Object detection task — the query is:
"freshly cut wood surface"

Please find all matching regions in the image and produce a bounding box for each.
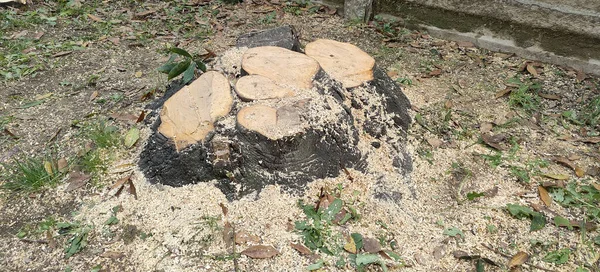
[241,46,320,90]
[237,104,302,139]
[305,39,375,88]
[235,75,296,101]
[158,71,233,151]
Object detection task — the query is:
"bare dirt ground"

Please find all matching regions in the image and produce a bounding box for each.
[1,1,599,272]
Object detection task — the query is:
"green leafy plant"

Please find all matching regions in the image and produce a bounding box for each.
[506,204,546,231]
[158,47,207,85]
[543,248,571,265]
[85,121,120,148]
[507,77,541,113]
[57,221,91,258]
[549,182,600,223]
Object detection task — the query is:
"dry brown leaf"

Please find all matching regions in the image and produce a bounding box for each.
[539,93,560,100]
[110,113,138,122]
[508,251,529,268]
[480,122,493,133]
[526,64,538,77]
[110,174,132,190]
[426,137,443,148]
[46,230,56,249]
[444,100,453,109]
[542,173,569,180]
[542,180,566,188]
[332,208,347,225]
[223,221,234,247]
[89,91,99,102]
[235,230,260,245]
[65,172,90,192]
[136,111,146,123]
[57,158,68,173]
[481,133,505,150]
[538,186,552,207]
[290,242,312,255]
[219,203,228,216]
[387,70,398,78]
[363,237,382,253]
[575,167,585,177]
[428,69,442,77]
[33,31,45,40]
[87,14,104,22]
[593,183,600,191]
[241,245,279,259]
[579,137,600,144]
[52,51,72,58]
[495,87,512,99]
[100,251,125,259]
[127,179,137,199]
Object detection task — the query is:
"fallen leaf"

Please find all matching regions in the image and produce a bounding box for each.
[65,172,90,192]
[57,158,68,172]
[575,167,585,177]
[456,41,474,48]
[135,71,143,78]
[87,14,104,22]
[52,51,72,58]
[579,137,600,144]
[554,156,584,177]
[495,87,512,98]
[223,222,234,247]
[124,127,140,148]
[526,64,538,77]
[219,203,228,216]
[433,245,445,260]
[127,179,137,199]
[290,242,312,255]
[593,183,600,191]
[538,186,552,207]
[100,251,125,259]
[481,133,505,150]
[241,245,279,259]
[107,37,120,45]
[508,251,529,268]
[426,137,443,148]
[444,100,453,109]
[46,230,56,249]
[480,122,493,133]
[428,69,442,77]
[542,180,566,188]
[235,231,261,244]
[43,161,53,175]
[89,91,99,102]
[109,113,138,122]
[542,173,569,180]
[539,93,560,100]
[387,70,398,78]
[363,237,381,253]
[110,174,132,190]
[344,236,357,254]
[568,154,581,161]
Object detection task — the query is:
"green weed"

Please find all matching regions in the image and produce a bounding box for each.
[84,121,121,148]
[158,47,207,85]
[507,77,541,113]
[1,156,65,193]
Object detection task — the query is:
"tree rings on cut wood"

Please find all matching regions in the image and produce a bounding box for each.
[241,46,320,90]
[305,39,375,88]
[235,75,296,101]
[157,71,233,151]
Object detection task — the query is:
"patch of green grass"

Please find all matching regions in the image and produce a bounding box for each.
[84,121,121,148]
[260,11,277,24]
[564,96,600,129]
[1,156,66,193]
[78,149,106,175]
[507,77,541,113]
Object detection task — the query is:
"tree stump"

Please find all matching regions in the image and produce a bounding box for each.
[140,29,411,200]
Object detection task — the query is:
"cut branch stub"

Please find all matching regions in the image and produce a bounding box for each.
[235,75,296,101]
[241,46,320,90]
[305,39,375,88]
[158,71,233,151]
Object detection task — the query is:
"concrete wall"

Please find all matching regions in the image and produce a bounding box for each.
[372,0,600,74]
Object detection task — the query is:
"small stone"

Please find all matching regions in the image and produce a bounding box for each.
[371,141,381,148]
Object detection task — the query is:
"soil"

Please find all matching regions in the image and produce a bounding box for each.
[1,1,599,272]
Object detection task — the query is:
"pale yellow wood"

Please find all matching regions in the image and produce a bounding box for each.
[158,71,233,151]
[237,105,278,139]
[305,39,375,88]
[235,75,296,101]
[241,46,320,90]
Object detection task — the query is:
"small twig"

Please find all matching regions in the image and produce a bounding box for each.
[339,163,354,182]
[481,243,556,272]
[19,239,48,244]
